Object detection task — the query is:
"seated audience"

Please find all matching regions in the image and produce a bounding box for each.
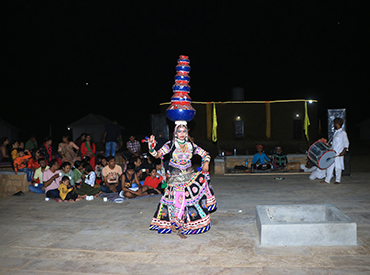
[60,161,76,186]
[124,135,141,159]
[101,156,122,193]
[73,160,85,186]
[252,145,272,170]
[130,155,145,182]
[29,158,49,194]
[43,159,62,199]
[95,156,107,185]
[19,141,25,149]
[27,148,41,171]
[271,146,288,170]
[299,159,326,180]
[0,137,11,164]
[120,162,149,199]
[75,133,86,149]
[58,176,81,202]
[10,141,20,160]
[80,134,96,169]
[143,167,164,195]
[58,135,80,165]
[75,163,101,197]
[156,162,169,189]
[141,154,156,178]
[14,149,33,182]
[25,135,38,152]
[39,137,56,165]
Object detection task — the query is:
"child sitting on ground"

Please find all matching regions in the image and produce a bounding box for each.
[73,160,84,186]
[60,162,76,186]
[143,167,164,195]
[95,156,107,185]
[75,163,101,198]
[120,162,149,199]
[58,176,81,202]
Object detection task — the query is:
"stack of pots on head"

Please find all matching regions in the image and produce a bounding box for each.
[166,55,196,122]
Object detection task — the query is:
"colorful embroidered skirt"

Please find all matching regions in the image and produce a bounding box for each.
[149,170,217,235]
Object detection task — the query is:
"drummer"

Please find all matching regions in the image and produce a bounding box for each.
[321,118,349,185]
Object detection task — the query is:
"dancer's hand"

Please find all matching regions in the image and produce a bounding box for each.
[148,135,156,150]
[202,162,209,172]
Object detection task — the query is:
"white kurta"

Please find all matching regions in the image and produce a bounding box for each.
[324,128,349,183]
[331,128,349,170]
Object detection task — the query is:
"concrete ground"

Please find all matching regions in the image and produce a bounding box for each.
[1,173,370,275]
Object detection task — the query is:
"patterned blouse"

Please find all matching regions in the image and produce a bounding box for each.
[158,141,210,171]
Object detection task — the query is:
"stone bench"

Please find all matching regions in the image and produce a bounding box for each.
[214,154,308,175]
[0,170,28,197]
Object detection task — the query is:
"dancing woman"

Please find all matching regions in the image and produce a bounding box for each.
[148,121,217,239]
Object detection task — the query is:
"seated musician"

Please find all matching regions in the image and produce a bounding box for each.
[252,145,272,171]
[271,146,288,170]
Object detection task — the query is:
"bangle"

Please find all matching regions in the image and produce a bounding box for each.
[149,149,158,157]
[203,155,211,162]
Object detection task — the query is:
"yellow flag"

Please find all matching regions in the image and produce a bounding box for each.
[265,101,271,139]
[304,101,310,141]
[212,103,217,142]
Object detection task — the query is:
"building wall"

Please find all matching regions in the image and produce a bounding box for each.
[160,101,318,155]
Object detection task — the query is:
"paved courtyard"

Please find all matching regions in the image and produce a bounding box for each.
[1,173,370,274]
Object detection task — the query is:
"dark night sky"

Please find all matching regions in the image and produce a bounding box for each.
[2,1,369,141]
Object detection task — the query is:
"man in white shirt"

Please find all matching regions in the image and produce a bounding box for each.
[322,118,349,184]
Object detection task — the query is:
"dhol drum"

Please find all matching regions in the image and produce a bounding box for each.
[307,139,336,169]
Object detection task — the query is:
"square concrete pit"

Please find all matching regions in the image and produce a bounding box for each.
[256,204,357,246]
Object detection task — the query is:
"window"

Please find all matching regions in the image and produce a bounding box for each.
[235,121,244,139]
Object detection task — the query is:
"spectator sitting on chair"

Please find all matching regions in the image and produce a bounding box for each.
[271,146,288,170]
[252,145,272,170]
[39,137,56,165]
[80,134,96,169]
[101,156,122,193]
[29,158,49,194]
[10,140,20,160]
[58,135,80,166]
[25,135,38,152]
[0,137,11,164]
[27,148,41,171]
[14,149,34,182]
[125,135,141,158]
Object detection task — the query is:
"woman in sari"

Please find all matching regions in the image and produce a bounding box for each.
[148,121,217,239]
[58,135,80,165]
[80,134,96,169]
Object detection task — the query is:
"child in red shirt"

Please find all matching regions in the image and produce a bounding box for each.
[143,167,164,195]
[14,149,34,182]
